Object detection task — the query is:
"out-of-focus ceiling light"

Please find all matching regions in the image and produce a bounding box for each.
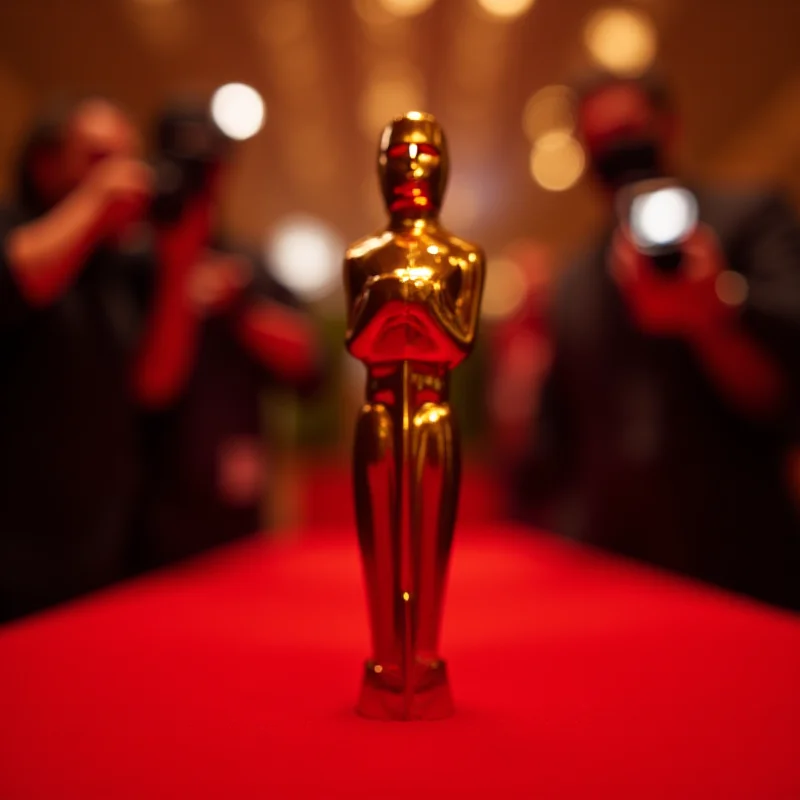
[359,64,425,138]
[379,0,437,17]
[266,215,344,301]
[476,0,535,20]
[481,257,528,321]
[715,271,749,307]
[529,130,585,192]
[353,0,395,26]
[584,8,657,76]
[210,83,265,141]
[522,85,576,142]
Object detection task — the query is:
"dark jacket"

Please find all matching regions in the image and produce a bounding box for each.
[512,187,800,609]
[0,205,153,622]
[132,243,323,572]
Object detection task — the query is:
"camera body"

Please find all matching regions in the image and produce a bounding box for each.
[616,178,699,274]
[150,110,230,225]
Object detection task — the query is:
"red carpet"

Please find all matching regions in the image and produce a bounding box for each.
[1,526,798,798]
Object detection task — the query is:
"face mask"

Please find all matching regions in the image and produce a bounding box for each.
[592,138,662,192]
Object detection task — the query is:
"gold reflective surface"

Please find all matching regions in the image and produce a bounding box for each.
[344,112,485,720]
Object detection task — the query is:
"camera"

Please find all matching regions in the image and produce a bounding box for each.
[150,107,231,225]
[617,178,699,274]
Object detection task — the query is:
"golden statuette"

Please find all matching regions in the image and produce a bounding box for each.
[344,112,485,720]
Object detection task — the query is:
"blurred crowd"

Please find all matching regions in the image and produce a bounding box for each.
[0,95,325,622]
[1,67,798,624]
[499,70,800,610]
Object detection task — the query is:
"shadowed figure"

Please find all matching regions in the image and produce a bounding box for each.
[511,70,800,610]
[344,112,484,719]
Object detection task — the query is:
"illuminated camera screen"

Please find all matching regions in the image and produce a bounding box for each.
[629,187,698,250]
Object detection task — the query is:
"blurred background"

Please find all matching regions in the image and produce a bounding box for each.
[0,0,798,530]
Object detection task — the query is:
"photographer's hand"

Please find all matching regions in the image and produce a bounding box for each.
[6,156,152,306]
[610,224,786,418]
[233,297,322,386]
[610,224,737,336]
[188,251,251,317]
[133,192,212,407]
[86,156,153,236]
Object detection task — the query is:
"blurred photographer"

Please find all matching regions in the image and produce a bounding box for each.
[0,96,205,622]
[511,70,800,609]
[131,102,324,572]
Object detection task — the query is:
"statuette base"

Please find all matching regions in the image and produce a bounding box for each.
[356,659,454,721]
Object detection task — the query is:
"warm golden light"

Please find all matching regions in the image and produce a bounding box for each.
[481,258,528,321]
[529,131,585,192]
[584,8,657,76]
[522,85,576,142]
[394,267,434,282]
[379,0,437,17]
[359,65,425,138]
[124,0,191,50]
[715,271,749,307]
[353,0,396,26]
[477,0,536,20]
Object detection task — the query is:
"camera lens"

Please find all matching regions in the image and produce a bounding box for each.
[629,187,697,249]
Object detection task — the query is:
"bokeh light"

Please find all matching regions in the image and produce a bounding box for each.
[584,8,657,76]
[529,131,585,192]
[378,0,437,17]
[522,85,576,142]
[359,63,425,138]
[715,271,749,307]
[476,0,536,20]
[125,0,192,50]
[481,257,529,321]
[266,215,344,301]
[353,0,398,26]
[210,83,265,141]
